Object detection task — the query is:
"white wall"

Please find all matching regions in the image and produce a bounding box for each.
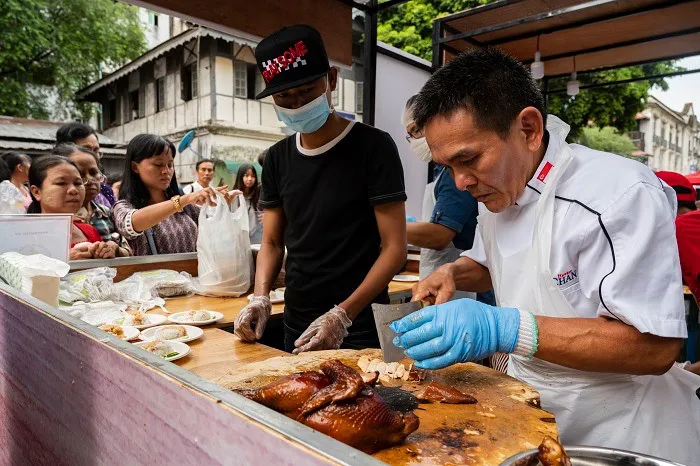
[375,46,431,218]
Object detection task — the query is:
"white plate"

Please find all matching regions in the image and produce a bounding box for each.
[393,275,420,282]
[247,291,284,304]
[111,313,168,330]
[134,340,190,362]
[99,325,140,341]
[139,325,204,343]
[121,326,141,341]
[167,310,223,326]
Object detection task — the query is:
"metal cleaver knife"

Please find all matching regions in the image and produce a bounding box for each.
[372,300,431,362]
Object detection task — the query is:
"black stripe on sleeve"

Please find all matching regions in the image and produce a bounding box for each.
[525,184,622,321]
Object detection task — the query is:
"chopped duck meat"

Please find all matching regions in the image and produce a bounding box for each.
[538,436,572,466]
[416,381,477,404]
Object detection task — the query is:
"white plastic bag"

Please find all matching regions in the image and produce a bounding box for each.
[197,192,252,297]
[119,269,196,299]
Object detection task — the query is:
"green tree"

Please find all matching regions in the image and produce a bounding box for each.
[377,0,679,140]
[546,62,680,139]
[378,0,489,61]
[0,0,146,120]
[578,126,639,160]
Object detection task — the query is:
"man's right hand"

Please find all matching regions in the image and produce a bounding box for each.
[234,295,272,342]
[412,263,457,304]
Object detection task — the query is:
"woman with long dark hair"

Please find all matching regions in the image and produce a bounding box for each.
[233,163,263,244]
[0,151,32,213]
[28,156,118,260]
[112,134,231,256]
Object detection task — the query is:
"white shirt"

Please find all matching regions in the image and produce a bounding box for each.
[182,181,204,195]
[0,180,26,214]
[464,131,687,338]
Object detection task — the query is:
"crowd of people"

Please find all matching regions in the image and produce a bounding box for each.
[0,21,698,462]
[0,122,265,259]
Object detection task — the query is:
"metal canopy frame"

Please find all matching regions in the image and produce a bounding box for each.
[432,0,700,95]
[335,0,412,124]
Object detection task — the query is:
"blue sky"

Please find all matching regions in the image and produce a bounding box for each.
[649,57,700,114]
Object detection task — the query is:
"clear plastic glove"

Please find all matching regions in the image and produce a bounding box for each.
[390,299,520,370]
[406,215,417,223]
[293,306,352,354]
[234,295,272,342]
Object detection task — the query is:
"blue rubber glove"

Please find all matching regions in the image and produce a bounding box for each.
[406,215,417,223]
[389,299,520,370]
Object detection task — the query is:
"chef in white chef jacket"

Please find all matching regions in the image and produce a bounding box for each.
[390,48,700,464]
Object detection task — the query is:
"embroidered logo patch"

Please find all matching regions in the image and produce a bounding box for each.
[553,269,578,287]
[261,41,309,83]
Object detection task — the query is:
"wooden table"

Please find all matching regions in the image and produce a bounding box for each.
[176,328,286,380]
[154,273,418,328]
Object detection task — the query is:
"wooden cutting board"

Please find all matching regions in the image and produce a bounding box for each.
[215,349,557,466]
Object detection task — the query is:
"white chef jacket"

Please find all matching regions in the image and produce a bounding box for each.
[464,130,687,338]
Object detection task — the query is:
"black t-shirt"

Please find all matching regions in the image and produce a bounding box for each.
[260,121,407,334]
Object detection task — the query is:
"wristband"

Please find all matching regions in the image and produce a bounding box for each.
[512,309,539,359]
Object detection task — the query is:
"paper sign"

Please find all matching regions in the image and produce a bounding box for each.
[0,215,72,262]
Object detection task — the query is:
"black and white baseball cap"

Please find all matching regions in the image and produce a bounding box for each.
[254,24,330,100]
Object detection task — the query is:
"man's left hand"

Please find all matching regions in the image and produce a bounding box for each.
[390,299,520,369]
[293,306,352,354]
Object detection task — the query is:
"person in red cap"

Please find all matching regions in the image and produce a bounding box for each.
[656,171,700,375]
[234,25,407,354]
[656,171,699,295]
[656,171,697,216]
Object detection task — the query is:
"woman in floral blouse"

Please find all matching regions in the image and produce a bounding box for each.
[112,134,233,256]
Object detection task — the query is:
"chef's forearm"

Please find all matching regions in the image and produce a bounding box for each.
[450,257,493,293]
[406,222,455,250]
[340,242,407,320]
[533,315,681,375]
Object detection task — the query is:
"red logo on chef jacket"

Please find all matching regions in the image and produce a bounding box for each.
[537,162,553,183]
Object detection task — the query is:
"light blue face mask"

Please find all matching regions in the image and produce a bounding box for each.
[274,82,333,134]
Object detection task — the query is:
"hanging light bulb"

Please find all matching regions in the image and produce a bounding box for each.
[531,35,545,80]
[567,72,580,96]
[567,56,579,96]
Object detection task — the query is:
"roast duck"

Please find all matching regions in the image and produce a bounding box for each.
[234,359,420,454]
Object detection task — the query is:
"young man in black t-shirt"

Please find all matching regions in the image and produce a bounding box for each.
[234,24,407,353]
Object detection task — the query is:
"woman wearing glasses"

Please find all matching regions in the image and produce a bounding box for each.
[53,144,130,258]
[27,154,128,260]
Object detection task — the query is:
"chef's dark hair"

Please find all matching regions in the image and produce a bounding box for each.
[27,156,81,214]
[56,122,97,144]
[120,133,178,209]
[413,48,546,138]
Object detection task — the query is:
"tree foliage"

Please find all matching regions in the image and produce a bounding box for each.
[0,0,146,120]
[377,0,679,140]
[378,0,489,61]
[579,126,637,157]
[546,62,680,139]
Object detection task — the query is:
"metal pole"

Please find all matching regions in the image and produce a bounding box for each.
[363,0,378,125]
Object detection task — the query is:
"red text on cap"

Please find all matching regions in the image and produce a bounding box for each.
[262,41,309,83]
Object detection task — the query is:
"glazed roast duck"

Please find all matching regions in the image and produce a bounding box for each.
[234,360,420,454]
